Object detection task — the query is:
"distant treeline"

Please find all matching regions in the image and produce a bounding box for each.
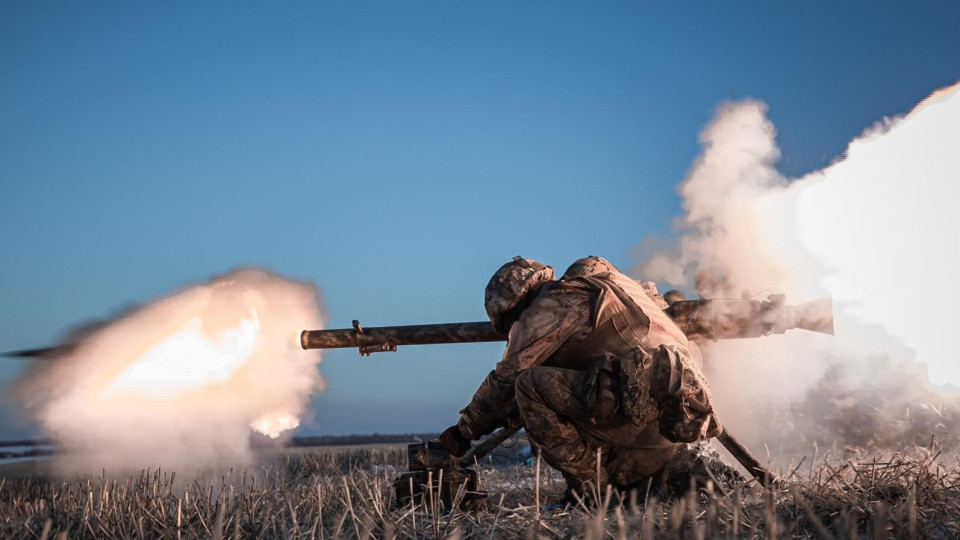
[289,433,440,447]
[0,447,54,459]
[0,439,53,448]
[0,433,440,454]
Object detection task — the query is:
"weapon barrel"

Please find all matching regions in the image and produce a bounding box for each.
[300,321,505,351]
[7,295,834,358]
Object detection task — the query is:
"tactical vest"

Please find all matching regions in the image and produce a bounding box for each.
[551,272,722,443]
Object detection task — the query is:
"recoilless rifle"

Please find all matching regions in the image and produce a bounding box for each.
[299,295,834,353]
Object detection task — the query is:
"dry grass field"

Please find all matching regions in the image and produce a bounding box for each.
[1,440,959,539]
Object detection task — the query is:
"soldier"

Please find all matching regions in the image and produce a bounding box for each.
[438,255,722,504]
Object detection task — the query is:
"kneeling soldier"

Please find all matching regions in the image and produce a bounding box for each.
[438,256,722,503]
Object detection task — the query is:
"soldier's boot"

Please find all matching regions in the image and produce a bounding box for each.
[640,442,745,499]
[544,474,622,512]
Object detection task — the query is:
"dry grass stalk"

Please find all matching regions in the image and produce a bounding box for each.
[1,444,958,538]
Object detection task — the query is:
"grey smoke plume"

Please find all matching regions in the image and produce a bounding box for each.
[13,268,325,476]
[636,83,960,463]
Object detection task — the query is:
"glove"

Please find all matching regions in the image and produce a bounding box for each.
[438,425,472,457]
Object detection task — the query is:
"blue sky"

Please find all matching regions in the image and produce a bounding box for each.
[2,2,959,437]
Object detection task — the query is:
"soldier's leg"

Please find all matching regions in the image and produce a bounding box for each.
[516,366,686,494]
[515,366,607,487]
[603,425,682,488]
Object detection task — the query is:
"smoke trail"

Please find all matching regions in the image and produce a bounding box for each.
[13,268,325,476]
[636,82,960,461]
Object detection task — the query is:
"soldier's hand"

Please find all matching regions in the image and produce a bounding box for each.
[438,425,472,457]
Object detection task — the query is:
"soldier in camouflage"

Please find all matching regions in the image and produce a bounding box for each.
[438,255,722,502]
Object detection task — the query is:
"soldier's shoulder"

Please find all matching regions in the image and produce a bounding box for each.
[539,279,594,300]
[509,283,591,346]
[520,286,581,324]
[522,283,591,318]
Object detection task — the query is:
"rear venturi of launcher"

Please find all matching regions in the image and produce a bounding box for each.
[666,295,835,341]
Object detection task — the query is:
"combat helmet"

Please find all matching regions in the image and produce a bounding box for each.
[561,255,620,280]
[662,289,687,305]
[485,256,554,333]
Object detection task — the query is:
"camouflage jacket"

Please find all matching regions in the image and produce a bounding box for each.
[457,271,717,441]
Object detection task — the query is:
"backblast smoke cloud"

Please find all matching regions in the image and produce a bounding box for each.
[13,268,325,476]
[636,81,960,463]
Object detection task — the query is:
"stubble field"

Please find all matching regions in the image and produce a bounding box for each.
[1,441,959,539]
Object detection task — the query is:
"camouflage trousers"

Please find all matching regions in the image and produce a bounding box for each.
[515,365,680,490]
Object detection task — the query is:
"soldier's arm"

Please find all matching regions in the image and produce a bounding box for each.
[456,287,590,439]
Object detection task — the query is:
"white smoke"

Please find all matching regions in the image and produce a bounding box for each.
[637,82,960,461]
[14,268,325,476]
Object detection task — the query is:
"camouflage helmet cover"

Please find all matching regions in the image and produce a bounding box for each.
[662,289,687,305]
[485,256,554,333]
[561,255,620,280]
